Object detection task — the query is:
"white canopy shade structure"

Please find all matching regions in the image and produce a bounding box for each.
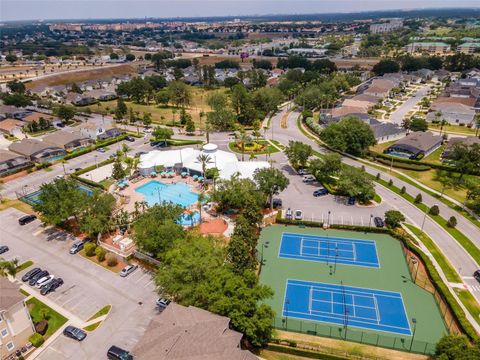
[138,143,270,180]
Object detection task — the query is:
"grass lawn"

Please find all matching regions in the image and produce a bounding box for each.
[16,260,34,273]
[0,199,35,214]
[20,289,30,296]
[87,304,111,321]
[428,123,477,136]
[403,224,461,283]
[26,297,68,339]
[83,321,102,332]
[370,140,397,154]
[228,140,280,155]
[453,288,480,327]
[90,87,224,126]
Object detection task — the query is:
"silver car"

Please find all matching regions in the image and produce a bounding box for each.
[119,264,138,277]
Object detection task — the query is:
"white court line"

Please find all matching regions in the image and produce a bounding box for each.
[373,296,381,324]
[299,237,304,256]
[352,294,357,318]
[308,286,313,314]
[352,243,357,262]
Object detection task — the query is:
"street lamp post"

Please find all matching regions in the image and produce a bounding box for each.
[260,241,269,266]
[327,210,331,227]
[409,318,417,351]
[369,214,373,228]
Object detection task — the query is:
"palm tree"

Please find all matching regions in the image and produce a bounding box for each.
[197,192,206,223]
[196,153,212,178]
[199,111,205,132]
[172,108,177,127]
[235,129,251,161]
[0,258,19,278]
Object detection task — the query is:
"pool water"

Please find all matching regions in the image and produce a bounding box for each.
[135,181,199,207]
[177,211,201,226]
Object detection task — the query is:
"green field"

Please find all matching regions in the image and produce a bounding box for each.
[258,225,448,354]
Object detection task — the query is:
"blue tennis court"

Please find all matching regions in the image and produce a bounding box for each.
[283,280,412,336]
[279,233,380,268]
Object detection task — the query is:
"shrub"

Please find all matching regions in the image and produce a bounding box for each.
[414,194,423,204]
[84,242,97,257]
[95,246,106,262]
[376,172,381,180]
[105,253,118,267]
[384,210,405,228]
[388,179,393,186]
[447,216,457,228]
[34,320,48,335]
[400,186,406,194]
[429,205,440,216]
[29,333,44,347]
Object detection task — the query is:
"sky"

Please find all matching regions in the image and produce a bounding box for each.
[1,0,480,22]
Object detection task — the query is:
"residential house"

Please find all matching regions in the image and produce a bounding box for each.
[404,42,451,54]
[0,277,36,359]
[131,302,257,360]
[427,103,476,125]
[9,139,65,162]
[0,150,31,176]
[369,119,407,144]
[97,128,123,141]
[386,132,443,159]
[73,97,97,107]
[442,136,480,159]
[42,131,94,151]
[330,106,368,118]
[22,112,57,125]
[0,119,24,136]
[363,79,396,98]
[79,123,108,140]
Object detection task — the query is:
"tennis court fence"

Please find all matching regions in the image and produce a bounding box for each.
[401,243,462,336]
[272,315,437,355]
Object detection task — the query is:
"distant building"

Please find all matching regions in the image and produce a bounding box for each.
[0,277,36,359]
[404,42,451,54]
[457,43,480,54]
[427,103,476,126]
[132,302,257,360]
[0,150,31,176]
[386,132,443,159]
[370,19,403,34]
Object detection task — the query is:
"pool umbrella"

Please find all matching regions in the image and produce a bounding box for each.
[150,171,156,177]
[198,176,204,182]
[161,172,167,177]
[193,175,198,181]
[181,172,187,177]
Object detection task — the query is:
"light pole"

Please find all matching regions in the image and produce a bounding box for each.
[327,210,331,227]
[260,241,269,266]
[409,318,417,351]
[420,204,431,234]
[368,214,373,228]
[94,155,98,169]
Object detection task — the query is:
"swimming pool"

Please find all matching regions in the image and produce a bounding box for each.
[177,211,201,226]
[135,181,199,207]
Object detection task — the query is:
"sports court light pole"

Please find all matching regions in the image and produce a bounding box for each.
[260,241,269,266]
[409,318,417,351]
[327,210,331,227]
[333,245,339,274]
[285,299,290,329]
[368,214,373,228]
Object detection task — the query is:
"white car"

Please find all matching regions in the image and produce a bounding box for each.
[119,264,138,277]
[144,128,153,133]
[294,210,303,220]
[36,275,55,288]
[302,175,316,183]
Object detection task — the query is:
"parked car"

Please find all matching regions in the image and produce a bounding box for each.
[0,245,9,254]
[347,197,356,206]
[63,326,87,341]
[107,345,133,360]
[22,267,41,282]
[302,175,316,183]
[96,148,106,153]
[56,122,66,128]
[272,198,283,208]
[69,240,85,254]
[285,208,293,220]
[144,128,153,133]
[373,217,384,227]
[125,136,135,142]
[294,210,303,220]
[156,298,171,310]
[313,188,329,197]
[36,274,54,288]
[18,214,36,225]
[298,168,308,175]
[40,278,63,295]
[474,270,480,283]
[119,264,138,277]
[54,174,64,180]
[29,270,49,286]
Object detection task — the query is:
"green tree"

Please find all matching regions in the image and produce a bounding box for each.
[409,117,428,132]
[284,140,313,169]
[336,167,376,204]
[5,54,18,63]
[3,93,32,107]
[384,210,405,228]
[125,53,135,61]
[434,335,480,359]
[109,52,119,60]
[116,97,128,117]
[309,153,342,184]
[372,59,400,75]
[166,81,191,108]
[132,204,185,258]
[79,192,116,237]
[447,216,457,228]
[448,143,480,180]
[206,91,229,112]
[196,153,212,177]
[33,179,88,225]
[142,112,152,128]
[153,126,173,143]
[207,109,236,131]
[0,258,19,278]
[7,79,26,94]
[227,215,259,273]
[155,89,170,107]
[84,243,96,256]
[53,105,76,123]
[112,158,126,180]
[253,167,290,209]
[230,84,256,126]
[320,116,376,156]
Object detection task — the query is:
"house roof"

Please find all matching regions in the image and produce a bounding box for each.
[42,131,87,147]
[342,99,373,112]
[0,149,25,163]
[22,112,56,123]
[433,97,477,107]
[331,106,368,118]
[9,138,60,156]
[0,277,24,310]
[350,94,379,104]
[446,136,480,149]
[0,118,24,132]
[370,122,406,139]
[390,132,442,153]
[132,303,257,360]
[430,102,475,115]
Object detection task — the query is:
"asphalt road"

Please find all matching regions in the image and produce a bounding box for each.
[389,84,431,125]
[267,108,480,303]
[1,208,157,360]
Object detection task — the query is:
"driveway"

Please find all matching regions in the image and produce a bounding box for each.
[1,208,157,359]
[389,84,431,125]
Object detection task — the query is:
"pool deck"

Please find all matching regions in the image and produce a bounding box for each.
[118,175,204,213]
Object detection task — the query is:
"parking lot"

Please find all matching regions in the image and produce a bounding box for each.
[275,163,392,225]
[1,208,157,359]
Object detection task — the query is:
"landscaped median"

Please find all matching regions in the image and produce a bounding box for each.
[26,297,68,347]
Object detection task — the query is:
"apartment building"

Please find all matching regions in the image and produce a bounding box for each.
[405,42,451,54]
[0,278,35,360]
[370,19,403,34]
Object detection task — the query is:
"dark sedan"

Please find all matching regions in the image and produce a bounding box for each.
[63,326,87,341]
[0,245,9,254]
[21,267,42,282]
[313,188,329,197]
[40,278,64,295]
[373,217,385,227]
[29,270,49,286]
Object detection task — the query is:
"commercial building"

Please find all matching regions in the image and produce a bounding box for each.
[0,278,36,359]
[138,143,269,180]
[370,19,403,34]
[457,43,480,54]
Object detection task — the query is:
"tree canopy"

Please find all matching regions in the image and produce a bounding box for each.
[336,167,376,203]
[253,167,290,209]
[284,141,313,169]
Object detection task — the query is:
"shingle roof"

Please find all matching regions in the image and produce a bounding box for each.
[9,138,60,156]
[391,132,442,153]
[42,131,86,147]
[132,303,257,360]
[0,277,24,310]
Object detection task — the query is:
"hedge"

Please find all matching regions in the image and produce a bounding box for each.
[64,146,94,160]
[29,333,45,347]
[73,158,114,176]
[275,219,478,341]
[96,134,127,148]
[71,175,105,190]
[376,158,431,171]
[167,138,203,146]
